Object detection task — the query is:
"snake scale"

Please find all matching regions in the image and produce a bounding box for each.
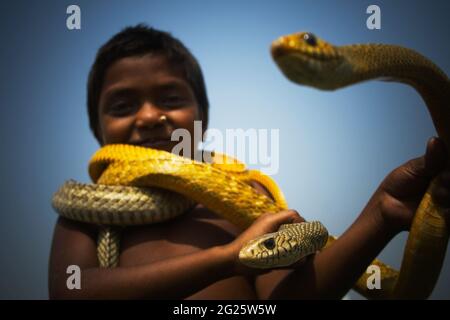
[52,31,449,299]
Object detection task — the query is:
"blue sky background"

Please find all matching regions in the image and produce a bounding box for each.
[0,0,449,299]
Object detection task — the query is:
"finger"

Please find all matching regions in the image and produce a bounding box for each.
[431,177,450,207]
[438,170,450,188]
[254,210,305,235]
[263,209,305,226]
[424,137,447,177]
[286,209,306,224]
[406,137,445,179]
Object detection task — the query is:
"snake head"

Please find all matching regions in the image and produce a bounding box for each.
[271,32,347,90]
[239,232,290,269]
[239,222,329,269]
[238,231,304,269]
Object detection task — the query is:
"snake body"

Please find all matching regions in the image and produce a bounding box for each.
[52,31,449,299]
[53,145,328,269]
[271,32,450,299]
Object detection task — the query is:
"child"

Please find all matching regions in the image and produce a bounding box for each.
[48,25,450,299]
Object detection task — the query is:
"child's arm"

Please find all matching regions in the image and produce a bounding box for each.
[252,193,396,299]
[248,137,450,299]
[49,215,252,299]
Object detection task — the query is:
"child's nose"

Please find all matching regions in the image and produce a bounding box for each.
[135,102,164,128]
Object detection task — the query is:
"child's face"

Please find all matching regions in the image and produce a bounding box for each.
[97,54,202,155]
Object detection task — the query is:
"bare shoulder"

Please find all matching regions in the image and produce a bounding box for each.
[49,217,98,264]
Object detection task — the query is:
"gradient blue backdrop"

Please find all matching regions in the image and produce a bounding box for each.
[0,0,449,299]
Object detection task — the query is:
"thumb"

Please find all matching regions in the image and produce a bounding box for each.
[268,210,305,228]
[424,137,447,177]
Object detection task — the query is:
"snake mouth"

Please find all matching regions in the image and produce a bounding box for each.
[271,35,341,62]
[272,46,346,90]
[272,52,324,86]
[271,45,320,63]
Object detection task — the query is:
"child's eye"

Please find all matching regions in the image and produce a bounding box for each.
[107,102,135,116]
[160,95,186,108]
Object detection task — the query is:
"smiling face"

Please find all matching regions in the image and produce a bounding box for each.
[97,54,202,155]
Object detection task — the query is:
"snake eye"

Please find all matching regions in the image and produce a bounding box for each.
[303,33,317,46]
[263,238,276,250]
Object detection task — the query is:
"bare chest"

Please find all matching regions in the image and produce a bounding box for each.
[118,206,257,299]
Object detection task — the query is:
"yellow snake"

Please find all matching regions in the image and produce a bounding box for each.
[271,31,450,299]
[52,146,328,270]
[51,31,449,300]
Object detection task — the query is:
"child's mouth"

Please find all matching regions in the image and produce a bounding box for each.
[133,138,173,149]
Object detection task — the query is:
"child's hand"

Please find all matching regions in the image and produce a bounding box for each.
[376,137,450,232]
[224,210,306,276]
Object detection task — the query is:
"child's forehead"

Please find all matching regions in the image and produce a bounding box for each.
[101,54,189,93]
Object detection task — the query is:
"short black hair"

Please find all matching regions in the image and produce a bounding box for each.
[87,24,209,143]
